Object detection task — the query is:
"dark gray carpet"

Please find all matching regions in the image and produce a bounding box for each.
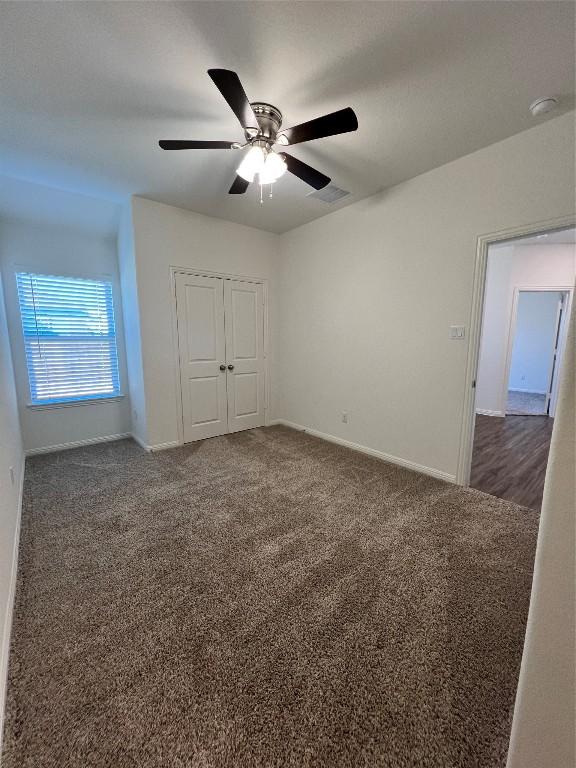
[3,426,539,767]
[506,390,547,416]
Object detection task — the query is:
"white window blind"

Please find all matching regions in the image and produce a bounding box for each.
[16,272,121,405]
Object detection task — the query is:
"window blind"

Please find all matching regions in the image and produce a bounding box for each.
[16,272,121,405]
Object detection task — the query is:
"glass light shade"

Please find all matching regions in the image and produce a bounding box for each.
[236,146,265,182]
[259,152,287,185]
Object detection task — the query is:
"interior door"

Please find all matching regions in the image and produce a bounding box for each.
[175,273,228,442]
[224,279,266,432]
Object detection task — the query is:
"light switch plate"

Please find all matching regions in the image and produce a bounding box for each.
[449,326,466,340]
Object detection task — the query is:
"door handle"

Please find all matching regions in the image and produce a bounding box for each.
[227,364,234,371]
[219,364,226,371]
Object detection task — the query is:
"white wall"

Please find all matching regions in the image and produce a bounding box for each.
[0,268,24,753]
[509,291,560,393]
[118,203,148,447]
[130,197,279,449]
[277,112,575,480]
[476,243,575,415]
[506,300,575,768]
[0,218,131,453]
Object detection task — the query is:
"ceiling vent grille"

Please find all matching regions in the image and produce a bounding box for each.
[307,184,350,204]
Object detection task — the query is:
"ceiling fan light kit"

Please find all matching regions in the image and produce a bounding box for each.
[236,143,287,185]
[159,69,358,201]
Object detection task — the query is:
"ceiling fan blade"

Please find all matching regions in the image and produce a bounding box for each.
[208,69,259,131]
[159,140,235,150]
[229,175,250,194]
[279,153,331,190]
[277,107,358,146]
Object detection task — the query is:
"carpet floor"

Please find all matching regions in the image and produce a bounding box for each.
[3,426,539,768]
[506,391,547,416]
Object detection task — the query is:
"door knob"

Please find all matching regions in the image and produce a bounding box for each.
[227,364,234,371]
[219,364,226,371]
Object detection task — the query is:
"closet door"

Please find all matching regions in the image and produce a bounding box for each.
[224,279,266,432]
[175,273,228,442]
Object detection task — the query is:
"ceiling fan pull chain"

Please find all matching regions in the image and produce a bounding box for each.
[269,185,273,199]
[260,183,263,204]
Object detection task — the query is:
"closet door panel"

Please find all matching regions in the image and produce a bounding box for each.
[224,280,265,432]
[175,274,228,442]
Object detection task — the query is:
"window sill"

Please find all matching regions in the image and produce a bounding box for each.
[26,396,125,411]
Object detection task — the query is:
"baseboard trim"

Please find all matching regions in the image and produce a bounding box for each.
[476,408,505,417]
[271,420,456,484]
[131,434,180,453]
[131,432,149,452]
[24,432,132,456]
[148,440,180,452]
[0,455,25,756]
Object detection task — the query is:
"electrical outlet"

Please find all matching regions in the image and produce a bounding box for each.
[342,411,349,424]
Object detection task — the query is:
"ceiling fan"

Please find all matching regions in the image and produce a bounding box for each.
[159,69,358,197]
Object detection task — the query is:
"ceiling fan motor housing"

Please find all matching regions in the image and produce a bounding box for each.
[248,102,283,144]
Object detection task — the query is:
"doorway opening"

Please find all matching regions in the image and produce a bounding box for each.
[465,224,575,511]
[505,289,569,417]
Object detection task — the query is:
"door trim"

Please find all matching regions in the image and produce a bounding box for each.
[169,266,270,447]
[548,290,572,418]
[457,213,575,486]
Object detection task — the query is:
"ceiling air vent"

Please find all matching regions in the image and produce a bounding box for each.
[307,184,350,204]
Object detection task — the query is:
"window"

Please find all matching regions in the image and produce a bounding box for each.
[16,272,121,405]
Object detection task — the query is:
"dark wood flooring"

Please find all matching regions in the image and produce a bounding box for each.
[470,413,554,511]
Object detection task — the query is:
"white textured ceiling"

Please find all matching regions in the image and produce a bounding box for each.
[1,1,574,234]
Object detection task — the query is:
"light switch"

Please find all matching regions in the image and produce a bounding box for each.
[449,326,466,340]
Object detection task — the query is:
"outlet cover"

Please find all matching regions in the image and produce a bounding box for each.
[449,326,466,340]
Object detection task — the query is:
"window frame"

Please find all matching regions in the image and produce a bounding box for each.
[14,269,125,409]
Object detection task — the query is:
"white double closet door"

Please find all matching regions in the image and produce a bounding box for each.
[175,272,266,443]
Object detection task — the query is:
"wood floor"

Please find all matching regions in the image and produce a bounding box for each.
[470,413,554,511]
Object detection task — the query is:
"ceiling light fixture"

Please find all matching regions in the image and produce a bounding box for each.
[236,146,287,187]
[236,146,266,182]
[159,69,358,199]
[259,152,287,185]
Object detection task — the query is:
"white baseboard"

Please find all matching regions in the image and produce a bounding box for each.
[476,408,505,417]
[0,455,25,756]
[148,440,180,452]
[24,432,132,456]
[131,433,180,453]
[271,419,456,484]
[131,432,149,451]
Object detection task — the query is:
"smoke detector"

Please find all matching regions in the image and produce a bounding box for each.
[529,97,558,117]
